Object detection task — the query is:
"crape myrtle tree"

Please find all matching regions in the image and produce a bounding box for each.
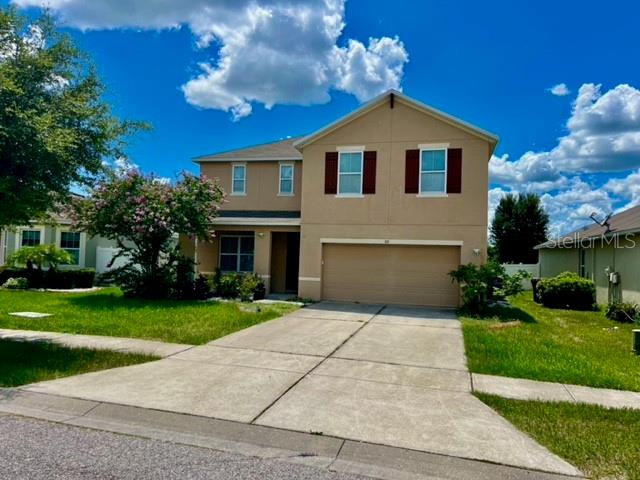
[70,169,224,298]
[490,193,549,264]
[0,7,144,227]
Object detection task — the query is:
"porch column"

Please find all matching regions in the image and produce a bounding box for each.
[254,228,272,293]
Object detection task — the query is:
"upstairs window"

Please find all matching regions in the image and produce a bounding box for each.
[232,164,246,195]
[279,164,294,195]
[220,235,254,272]
[60,231,81,265]
[21,229,41,247]
[338,151,363,195]
[420,149,447,194]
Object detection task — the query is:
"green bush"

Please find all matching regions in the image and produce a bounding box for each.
[2,277,28,289]
[537,272,596,310]
[605,302,639,323]
[193,274,212,300]
[0,267,95,289]
[449,261,504,312]
[239,274,266,302]
[212,270,266,301]
[216,273,242,299]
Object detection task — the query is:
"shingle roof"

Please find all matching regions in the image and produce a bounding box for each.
[536,204,640,249]
[194,137,303,163]
[218,210,300,218]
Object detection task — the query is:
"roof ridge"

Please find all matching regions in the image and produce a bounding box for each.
[193,135,305,160]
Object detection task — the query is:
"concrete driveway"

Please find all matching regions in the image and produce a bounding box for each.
[23,302,579,476]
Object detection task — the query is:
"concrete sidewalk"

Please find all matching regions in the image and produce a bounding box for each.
[13,303,582,477]
[0,328,192,358]
[473,373,640,410]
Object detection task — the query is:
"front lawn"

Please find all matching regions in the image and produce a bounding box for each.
[479,394,640,480]
[0,288,299,345]
[0,339,156,387]
[461,292,640,391]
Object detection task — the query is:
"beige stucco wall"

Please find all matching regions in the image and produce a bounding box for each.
[182,225,299,293]
[200,160,302,211]
[297,99,492,300]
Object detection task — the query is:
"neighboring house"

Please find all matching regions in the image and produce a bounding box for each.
[536,205,640,305]
[0,211,120,273]
[185,90,498,307]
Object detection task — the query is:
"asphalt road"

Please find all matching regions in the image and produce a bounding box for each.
[0,414,369,480]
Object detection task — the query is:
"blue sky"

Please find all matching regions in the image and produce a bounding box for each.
[7,0,640,235]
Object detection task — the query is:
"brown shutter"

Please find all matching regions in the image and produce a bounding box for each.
[446,148,462,194]
[362,151,377,194]
[405,149,419,194]
[324,152,338,194]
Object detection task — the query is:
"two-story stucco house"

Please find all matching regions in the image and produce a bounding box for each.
[186,90,498,307]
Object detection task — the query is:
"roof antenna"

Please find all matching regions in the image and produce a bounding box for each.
[590,212,613,233]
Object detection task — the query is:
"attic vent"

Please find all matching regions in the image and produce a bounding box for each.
[390,93,394,109]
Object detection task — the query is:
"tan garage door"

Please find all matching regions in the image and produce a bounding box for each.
[322,244,460,307]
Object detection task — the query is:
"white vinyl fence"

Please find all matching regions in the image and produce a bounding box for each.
[502,263,539,290]
[96,247,130,274]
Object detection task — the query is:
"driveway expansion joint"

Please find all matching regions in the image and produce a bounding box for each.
[248,304,386,424]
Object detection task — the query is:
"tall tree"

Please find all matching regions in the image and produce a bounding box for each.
[0,7,144,228]
[490,193,549,264]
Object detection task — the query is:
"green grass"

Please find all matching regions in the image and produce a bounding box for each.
[460,292,640,391]
[478,393,640,480]
[0,288,299,345]
[0,339,156,387]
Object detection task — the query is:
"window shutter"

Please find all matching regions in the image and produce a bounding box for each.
[324,152,338,194]
[446,148,462,194]
[363,151,377,194]
[405,149,419,194]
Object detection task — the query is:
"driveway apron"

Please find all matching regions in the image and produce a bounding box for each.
[23,302,580,476]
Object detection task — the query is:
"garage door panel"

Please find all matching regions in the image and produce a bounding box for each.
[322,244,460,307]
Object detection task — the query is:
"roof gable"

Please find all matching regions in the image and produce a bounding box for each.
[293,89,499,152]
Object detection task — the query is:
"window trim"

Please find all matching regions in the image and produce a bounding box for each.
[15,225,45,250]
[218,234,255,273]
[418,147,448,197]
[278,162,295,196]
[231,163,247,196]
[337,150,364,198]
[55,228,86,268]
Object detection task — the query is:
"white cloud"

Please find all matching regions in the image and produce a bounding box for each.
[604,169,640,208]
[13,0,409,120]
[548,83,570,96]
[490,83,640,191]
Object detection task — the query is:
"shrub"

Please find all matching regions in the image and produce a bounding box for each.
[212,271,266,301]
[0,267,95,289]
[239,274,266,302]
[46,269,96,288]
[8,245,74,269]
[216,273,242,299]
[449,262,531,312]
[449,261,504,312]
[495,269,531,299]
[537,272,596,310]
[605,302,639,323]
[193,274,212,300]
[2,277,28,289]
